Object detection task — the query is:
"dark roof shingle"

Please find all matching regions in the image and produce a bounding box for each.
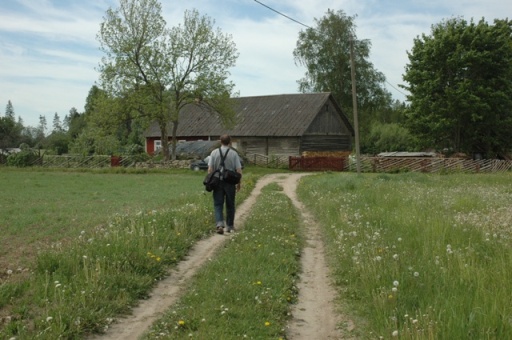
[144,92,349,137]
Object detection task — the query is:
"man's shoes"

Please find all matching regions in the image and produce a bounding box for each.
[227,227,235,233]
[216,226,224,234]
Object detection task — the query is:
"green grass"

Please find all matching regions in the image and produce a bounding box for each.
[3,167,512,339]
[145,183,303,339]
[0,166,263,339]
[298,172,512,339]
[0,167,257,267]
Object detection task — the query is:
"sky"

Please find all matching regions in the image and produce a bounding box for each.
[1,0,511,128]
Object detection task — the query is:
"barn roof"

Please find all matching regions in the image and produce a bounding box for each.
[143,92,353,138]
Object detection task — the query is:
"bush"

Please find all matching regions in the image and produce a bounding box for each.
[6,149,39,167]
[361,122,419,155]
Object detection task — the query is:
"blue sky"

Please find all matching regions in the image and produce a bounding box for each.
[1,0,510,127]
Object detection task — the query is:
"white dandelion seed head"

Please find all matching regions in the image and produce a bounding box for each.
[392,330,399,337]
[393,280,399,287]
[414,272,420,277]
[392,287,398,292]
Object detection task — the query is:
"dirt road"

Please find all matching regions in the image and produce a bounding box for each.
[91,173,346,339]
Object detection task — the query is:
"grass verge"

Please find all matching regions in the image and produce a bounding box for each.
[298,172,512,339]
[0,167,262,339]
[145,183,303,339]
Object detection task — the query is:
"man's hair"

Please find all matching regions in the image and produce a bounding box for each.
[220,134,231,145]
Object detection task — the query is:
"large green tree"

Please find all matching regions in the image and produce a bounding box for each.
[293,9,394,135]
[97,0,238,160]
[403,18,512,158]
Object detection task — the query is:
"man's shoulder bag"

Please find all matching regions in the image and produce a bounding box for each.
[220,148,242,185]
[203,169,221,192]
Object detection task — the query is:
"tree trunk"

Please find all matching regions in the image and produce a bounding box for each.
[159,121,169,161]
[170,120,178,161]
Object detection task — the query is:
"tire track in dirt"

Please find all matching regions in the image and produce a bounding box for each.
[90,173,345,339]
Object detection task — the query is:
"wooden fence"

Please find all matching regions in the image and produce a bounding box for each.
[246,154,512,173]
[352,157,512,173]
[29,155,138,168]
[245,154,289,168]
[5,153,511,173]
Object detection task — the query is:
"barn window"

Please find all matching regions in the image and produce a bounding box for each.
[155,140,162,151]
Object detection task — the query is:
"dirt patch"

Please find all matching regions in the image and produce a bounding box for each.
[91,173,349,339]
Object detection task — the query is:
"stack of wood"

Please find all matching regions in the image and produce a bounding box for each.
[301,151,351,158]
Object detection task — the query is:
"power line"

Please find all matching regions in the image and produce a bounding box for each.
[253,0,407,101]
[252,0,311,28]
[385,80,408,97]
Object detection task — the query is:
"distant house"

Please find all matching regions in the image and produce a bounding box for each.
[143,92,354,158]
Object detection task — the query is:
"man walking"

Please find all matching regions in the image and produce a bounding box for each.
[207,134,242,234]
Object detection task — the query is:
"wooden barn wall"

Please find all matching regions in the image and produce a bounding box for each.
[239,137,301,156]
[305,101,351,135]
[300,135,352,152]
[300,98,352,152]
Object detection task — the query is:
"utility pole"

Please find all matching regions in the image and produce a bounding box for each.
[350,37,361,174]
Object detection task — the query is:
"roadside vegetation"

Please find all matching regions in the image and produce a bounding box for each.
[298,172,512,339]
[2,169,512,339]
[0,167,260,339]
[145,183,303,339]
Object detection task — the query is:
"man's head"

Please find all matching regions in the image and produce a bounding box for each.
[220,134,231,146]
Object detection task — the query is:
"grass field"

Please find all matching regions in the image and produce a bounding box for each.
[1,168,512,339]
[298,171,512,339]
[0,169,209,273]
[0,168,259,272]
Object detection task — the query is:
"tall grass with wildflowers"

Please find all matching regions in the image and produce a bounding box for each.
[298,172,512,339]
[146,183,303,339]
[1,204,211,339]
[0,170,260,339]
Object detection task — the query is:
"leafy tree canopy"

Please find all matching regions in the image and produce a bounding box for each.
[403,17,512,158]
[97,0,238,160]
[293,9,394,132]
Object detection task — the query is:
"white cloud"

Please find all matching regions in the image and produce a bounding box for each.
[1,0,511,127]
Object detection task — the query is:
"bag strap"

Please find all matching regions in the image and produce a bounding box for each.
[219,147,230,168]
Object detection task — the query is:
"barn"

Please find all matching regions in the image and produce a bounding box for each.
[143,92,354,159]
